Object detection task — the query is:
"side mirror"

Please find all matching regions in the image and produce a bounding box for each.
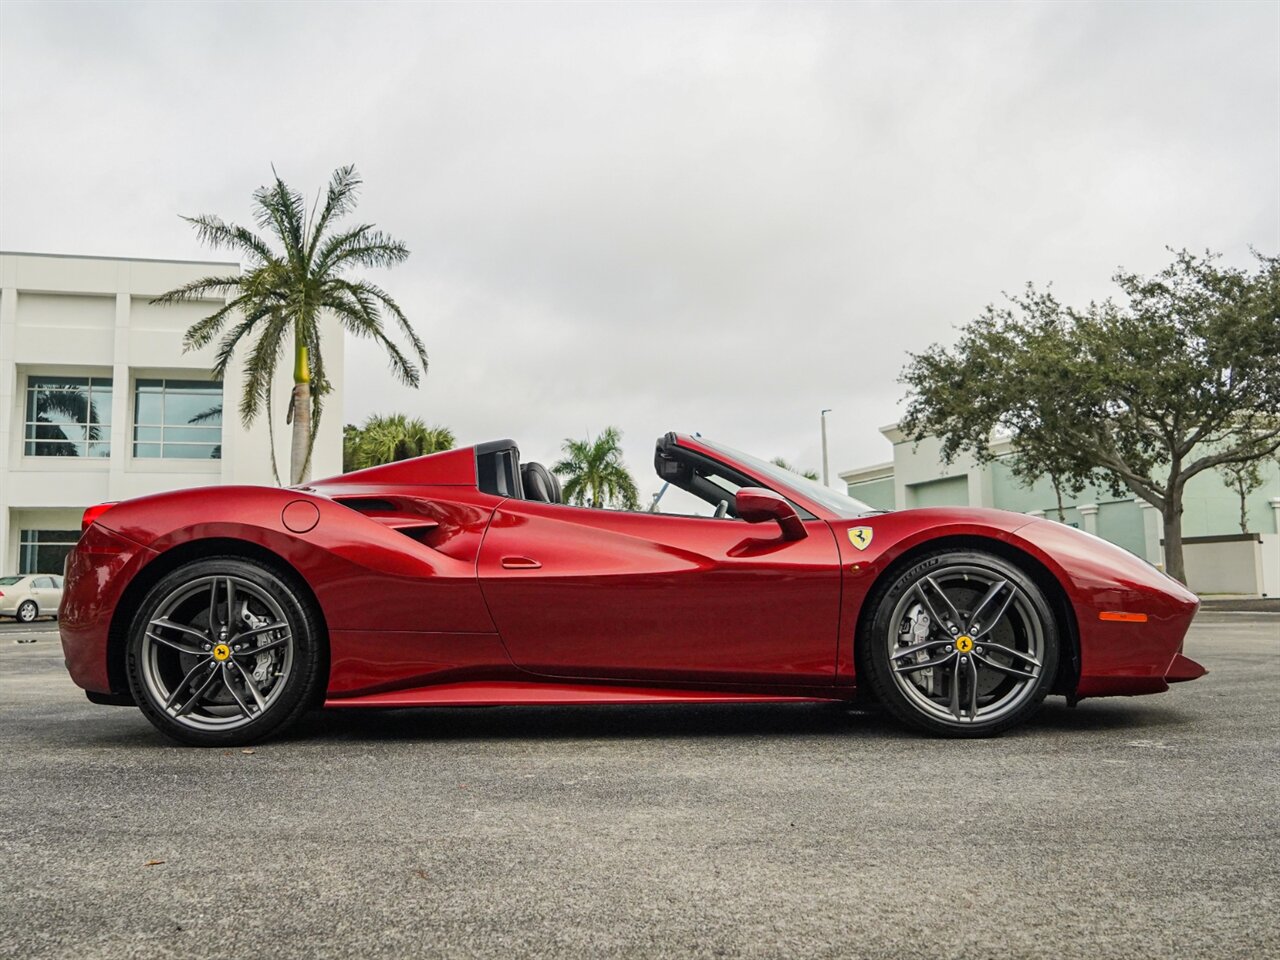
[735,487,806,541]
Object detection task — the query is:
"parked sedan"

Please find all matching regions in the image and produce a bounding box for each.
[0,574,64,623]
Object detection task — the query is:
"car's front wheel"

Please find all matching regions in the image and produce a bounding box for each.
[125,557,324,746]
[860,550,1059,737]
[17,600,38,623]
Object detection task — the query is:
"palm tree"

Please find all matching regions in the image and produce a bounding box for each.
[771,456,820,481]
[553,427,640,509]
[351,414,455,468]
[153,165,426,484]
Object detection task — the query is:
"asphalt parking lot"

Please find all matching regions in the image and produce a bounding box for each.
[1,613,1277,960]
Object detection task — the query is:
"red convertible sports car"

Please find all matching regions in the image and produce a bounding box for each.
[59,432,1205,746]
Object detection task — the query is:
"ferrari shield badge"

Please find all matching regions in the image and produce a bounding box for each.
[848,526,874,551]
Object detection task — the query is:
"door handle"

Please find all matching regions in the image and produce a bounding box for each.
[501,556,542,570]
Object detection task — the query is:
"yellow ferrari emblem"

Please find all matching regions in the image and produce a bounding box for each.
[847,526,874,551]
[955,635,973,653]
[212,643,231,662]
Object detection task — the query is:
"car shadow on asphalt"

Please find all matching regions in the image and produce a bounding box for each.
[55,696,1191,749]
[266,696,1191,745]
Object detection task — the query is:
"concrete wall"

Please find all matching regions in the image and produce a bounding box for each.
[1180,536,1267,596]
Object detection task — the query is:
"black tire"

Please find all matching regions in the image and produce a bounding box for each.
[859,549,1059,738]
[124,556,324,747]
[17,600,38,623]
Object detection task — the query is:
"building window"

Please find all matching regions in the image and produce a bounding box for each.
[133,379,223,460]
[23,376,113,457]
[19,529,79,575]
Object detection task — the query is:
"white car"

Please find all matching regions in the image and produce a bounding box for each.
[0,574,64,623]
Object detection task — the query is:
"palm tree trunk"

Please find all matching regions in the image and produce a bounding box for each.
[290,342,311,485]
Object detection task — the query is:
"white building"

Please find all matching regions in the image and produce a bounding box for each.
[0,252,343,575]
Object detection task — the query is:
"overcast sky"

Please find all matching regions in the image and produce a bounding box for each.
[2,0,1277,500]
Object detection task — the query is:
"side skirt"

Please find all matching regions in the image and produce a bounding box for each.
[325,680,851,709]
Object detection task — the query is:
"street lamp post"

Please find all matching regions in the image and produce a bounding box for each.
[820,408,832,487]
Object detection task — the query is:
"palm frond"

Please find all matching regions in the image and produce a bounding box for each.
[252,169,307,264]
[306,164,362,261]
[179,215,273,264]
[237,311,288,427]
[150,274,243,306]
[339,278,427,373]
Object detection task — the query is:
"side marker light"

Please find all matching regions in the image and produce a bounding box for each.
[1099,611,1148,623]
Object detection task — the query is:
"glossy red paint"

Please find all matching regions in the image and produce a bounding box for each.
[476,500,840,683]
[58,433,1205,714]
[734,487,806,540]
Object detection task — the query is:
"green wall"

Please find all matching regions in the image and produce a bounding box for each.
[906,475,969,508]
[990,456,1280,536]
[847,477,894,511]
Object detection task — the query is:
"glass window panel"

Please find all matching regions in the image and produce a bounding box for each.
[33,423,88,445]
[17,531,79,575]
[131,379,223,459]
[134,391,163,425]
[23,376,110,458]
[163,389,223,426]
[156,426,221,444]
[161,443,219,459]
[87,442,112,458]
[28,438,84,457]
[90,390,113,425]
[35,545,73,575]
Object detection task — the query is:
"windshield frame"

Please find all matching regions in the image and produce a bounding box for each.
[691,436,881,520]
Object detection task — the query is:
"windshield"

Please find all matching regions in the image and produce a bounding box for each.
[698,437,881,519]
[0,576,22,586]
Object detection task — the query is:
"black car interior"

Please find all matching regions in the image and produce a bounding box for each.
[521,462,562,504]
[476,440,564,504]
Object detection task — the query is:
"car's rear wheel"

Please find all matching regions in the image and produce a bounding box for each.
[17,600,38,623]
[125,557,323,746]
[860,550,1058,737]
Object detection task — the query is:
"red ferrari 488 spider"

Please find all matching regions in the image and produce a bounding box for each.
[59,432,1205,745]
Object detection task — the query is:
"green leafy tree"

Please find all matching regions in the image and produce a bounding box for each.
[771,456,820,481]
[350,414,455,468]
[553,426,640,509]
[901,249,1280,584]
[342,423,361,473]
[1217,458,1267,535]
[154,165,426,484]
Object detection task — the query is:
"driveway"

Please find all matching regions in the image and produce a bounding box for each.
[1,612,1276,959]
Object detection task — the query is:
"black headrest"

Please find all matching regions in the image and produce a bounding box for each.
[521,462,561,504]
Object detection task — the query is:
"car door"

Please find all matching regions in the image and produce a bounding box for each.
[30,577,54,612]
[477,500,841,685]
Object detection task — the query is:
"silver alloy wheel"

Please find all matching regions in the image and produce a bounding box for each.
[17,600,37,623]
[885,563,1045,725]
[139,574,294,732]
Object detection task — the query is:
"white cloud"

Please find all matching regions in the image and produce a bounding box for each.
[3,0,1277,497]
